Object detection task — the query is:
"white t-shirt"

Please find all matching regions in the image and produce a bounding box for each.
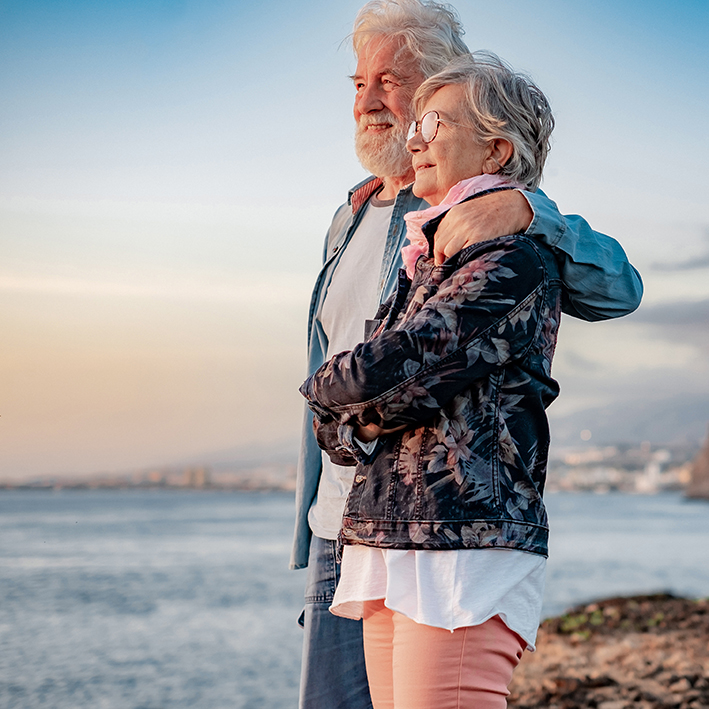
[308,196,395,540]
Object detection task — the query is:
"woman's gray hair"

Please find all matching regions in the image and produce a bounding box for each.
[352,0,470,79]
[414,52,554,190]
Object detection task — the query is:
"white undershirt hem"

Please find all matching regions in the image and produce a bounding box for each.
[330,545,546,651]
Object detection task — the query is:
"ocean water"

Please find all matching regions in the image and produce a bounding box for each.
[1,490,708,708]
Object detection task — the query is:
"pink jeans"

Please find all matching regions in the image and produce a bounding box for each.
[362,600,525,709]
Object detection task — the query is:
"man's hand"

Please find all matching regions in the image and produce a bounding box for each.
[433,190,533,265]
[312,417,357,466]
[356,422,407,442]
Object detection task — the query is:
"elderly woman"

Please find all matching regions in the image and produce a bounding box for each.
[301,52,559,709]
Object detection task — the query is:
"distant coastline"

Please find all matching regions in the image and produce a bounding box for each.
[0,464,296,493]
[3,437,708,499]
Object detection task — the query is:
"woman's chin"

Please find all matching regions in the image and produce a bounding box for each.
[412,182,437,205]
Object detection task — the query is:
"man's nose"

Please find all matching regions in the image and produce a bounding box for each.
[356,82,385,113]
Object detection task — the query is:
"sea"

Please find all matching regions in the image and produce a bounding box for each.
[1,490,708,709]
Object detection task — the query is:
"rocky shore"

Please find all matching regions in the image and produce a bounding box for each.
[509,594,709,709]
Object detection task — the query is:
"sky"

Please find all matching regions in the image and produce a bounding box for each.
[1,0,708,480]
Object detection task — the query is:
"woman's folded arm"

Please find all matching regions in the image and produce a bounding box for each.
[301,237,552,430]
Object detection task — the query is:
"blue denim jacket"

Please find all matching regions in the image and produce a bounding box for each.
[290,177,642,569]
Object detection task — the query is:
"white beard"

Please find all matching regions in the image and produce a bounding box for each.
[355,110,412,179]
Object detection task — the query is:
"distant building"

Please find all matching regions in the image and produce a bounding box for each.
[687,427,709,500]
[547,442,694,494]
[183,467,210,489]
[146,470,166,486]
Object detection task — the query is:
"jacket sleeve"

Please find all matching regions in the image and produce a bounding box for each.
[301,238,552,429]
[523,189,643,321]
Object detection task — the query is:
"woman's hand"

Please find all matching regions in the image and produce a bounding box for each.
[434,190,533,264]
[356,422,408,442]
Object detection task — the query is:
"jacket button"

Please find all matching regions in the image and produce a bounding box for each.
[333,245,339,254]
[355,474,366,484]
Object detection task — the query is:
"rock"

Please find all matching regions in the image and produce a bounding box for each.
[670,678,693,693]
[508,594,709,709]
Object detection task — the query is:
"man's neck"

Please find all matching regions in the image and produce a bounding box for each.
[378,170,415,201]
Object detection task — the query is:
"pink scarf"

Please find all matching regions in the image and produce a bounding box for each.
[401,174,523,278]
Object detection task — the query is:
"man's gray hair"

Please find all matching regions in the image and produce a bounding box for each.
[414,52,554,190]
[352,0,470,79]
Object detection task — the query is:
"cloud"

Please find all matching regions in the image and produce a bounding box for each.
[631,299,709,327]
[627,298,709,352]
[652,228,709,270]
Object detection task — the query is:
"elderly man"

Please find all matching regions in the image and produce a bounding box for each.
[292,1,642,707]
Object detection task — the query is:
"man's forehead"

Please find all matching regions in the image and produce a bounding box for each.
[355,36,418,78]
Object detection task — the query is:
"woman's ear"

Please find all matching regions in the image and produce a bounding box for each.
[483,139,514,174]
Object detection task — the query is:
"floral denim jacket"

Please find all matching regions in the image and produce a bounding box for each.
[300,222,562,558]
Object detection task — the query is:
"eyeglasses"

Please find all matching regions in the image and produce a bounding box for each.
[407,110,473,144]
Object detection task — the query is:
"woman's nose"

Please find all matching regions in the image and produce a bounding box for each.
[407,130,424,154]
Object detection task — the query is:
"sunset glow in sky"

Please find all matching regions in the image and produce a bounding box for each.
[2,0,708,480]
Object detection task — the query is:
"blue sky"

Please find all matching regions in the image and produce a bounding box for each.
[1,0,708,479]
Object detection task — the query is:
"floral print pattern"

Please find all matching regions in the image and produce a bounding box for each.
[300,233,562,558]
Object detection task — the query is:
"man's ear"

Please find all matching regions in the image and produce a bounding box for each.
[483,139,514,174]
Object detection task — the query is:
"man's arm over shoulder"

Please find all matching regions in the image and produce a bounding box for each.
[435,189,643,321]
[522,189,643,321]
